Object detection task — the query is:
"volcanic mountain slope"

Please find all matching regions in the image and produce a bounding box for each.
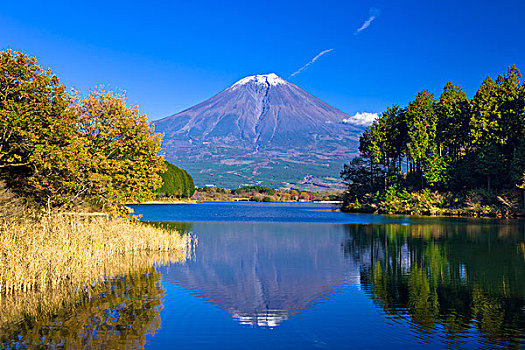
[154,73,365,190]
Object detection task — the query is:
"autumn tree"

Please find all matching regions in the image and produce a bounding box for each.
[75,90,165,211]
[0,49,88,208]
[0,50,166,212]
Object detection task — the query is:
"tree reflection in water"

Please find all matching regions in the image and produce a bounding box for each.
[1,267,164,349]
[344,222,525,347]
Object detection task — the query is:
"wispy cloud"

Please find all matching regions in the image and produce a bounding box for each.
[289,8,380,78]
[354,7,381,35]
[289,49,334,78]
[355,16,376,34]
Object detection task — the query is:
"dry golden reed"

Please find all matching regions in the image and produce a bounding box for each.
[0,214,193,295]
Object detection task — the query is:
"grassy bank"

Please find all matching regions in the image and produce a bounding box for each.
[0,214,192,295]
[342,188,524,217]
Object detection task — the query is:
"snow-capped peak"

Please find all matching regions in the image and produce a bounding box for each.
[231,73,286,89]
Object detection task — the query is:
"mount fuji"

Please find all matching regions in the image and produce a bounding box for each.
[154,73,365,190]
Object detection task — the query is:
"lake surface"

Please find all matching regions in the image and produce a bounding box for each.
[4,203,525,349]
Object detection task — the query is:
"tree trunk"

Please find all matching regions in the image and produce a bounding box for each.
[418,160,423,190]
[384,155,388,192]
[370,159,374,190]
[384,169,387,192]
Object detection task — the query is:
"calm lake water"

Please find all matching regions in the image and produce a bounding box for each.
[4,202,525,349]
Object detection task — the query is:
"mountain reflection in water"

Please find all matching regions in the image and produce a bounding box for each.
[159,219,525,348]
[161,223,359,328]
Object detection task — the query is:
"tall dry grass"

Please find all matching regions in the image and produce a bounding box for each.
[0,214,194,295]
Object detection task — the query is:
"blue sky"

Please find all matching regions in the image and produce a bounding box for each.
[1,0,524,121]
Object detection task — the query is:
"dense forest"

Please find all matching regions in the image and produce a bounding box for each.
[158,161,195,198]
[342,65,525,216]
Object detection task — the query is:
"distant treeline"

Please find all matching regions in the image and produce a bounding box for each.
[342,65,525,204]
[158,162,195,198]
[193,186,340,202]
[230,185,277,196]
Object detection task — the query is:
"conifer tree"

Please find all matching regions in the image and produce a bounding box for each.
[470,77,500,147]
[495,65,525,154]
[435,82,470,160]
[405,90,436,187]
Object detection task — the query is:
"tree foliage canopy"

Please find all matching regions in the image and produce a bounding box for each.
[158,161,195,198]
[74,90,165,209]
[0,50,166,212]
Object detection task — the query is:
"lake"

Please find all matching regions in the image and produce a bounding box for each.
[4,202,525,349]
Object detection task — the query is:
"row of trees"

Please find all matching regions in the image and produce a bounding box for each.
[158,161,195,198]
[0,50,166,213]
[342,65,525,198]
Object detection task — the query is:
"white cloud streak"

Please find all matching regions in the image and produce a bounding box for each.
[289,49,334,78]
[354,7,381,35]
[355,16,376,34]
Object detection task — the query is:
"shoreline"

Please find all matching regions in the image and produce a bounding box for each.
[136,199,523,219]
[341,205,525,218]
[341,189,525,219]
[138,199,343,205]
[139,199,202,205]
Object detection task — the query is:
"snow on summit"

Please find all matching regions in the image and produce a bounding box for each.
[231,73,286,89]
